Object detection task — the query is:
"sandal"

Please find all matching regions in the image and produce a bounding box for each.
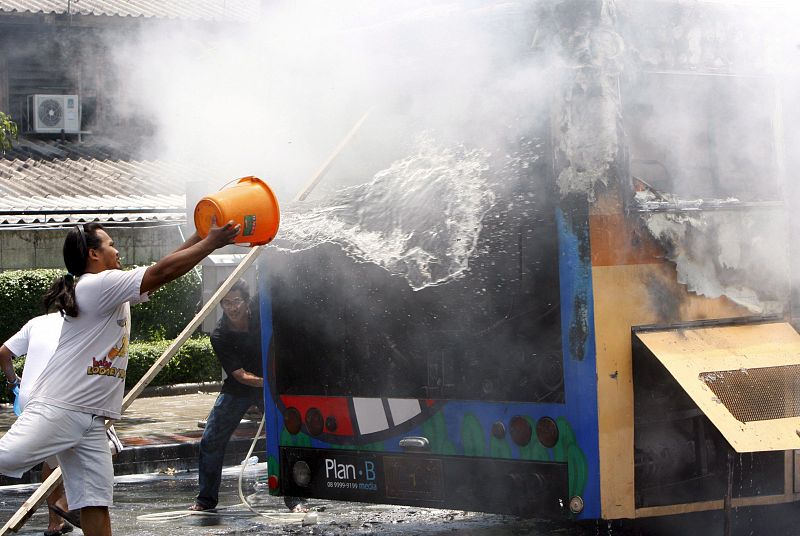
[187,503,214,512]
[284,497,309,512]
[43,521,73,536]
[48,506,81,529]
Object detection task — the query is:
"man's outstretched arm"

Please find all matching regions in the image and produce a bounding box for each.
[140,221,240,294]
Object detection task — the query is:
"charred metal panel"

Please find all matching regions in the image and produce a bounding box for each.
[545,0,626,201]
[267,141,563,404]
[620,16,790,317]
[559,197,593,362]
[556,195,601,520]
[636,206,789,316]
[632,333,785,508]
[619,1,771,75]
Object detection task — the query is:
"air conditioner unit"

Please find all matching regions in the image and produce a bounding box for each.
[27,94,81,134]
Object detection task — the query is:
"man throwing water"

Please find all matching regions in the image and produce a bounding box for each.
[0,220,239,536]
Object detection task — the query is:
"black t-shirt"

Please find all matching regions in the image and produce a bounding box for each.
[210,301,263,397]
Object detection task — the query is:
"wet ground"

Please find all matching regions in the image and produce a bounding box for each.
[2,467,797,536]
[0,467,610,536]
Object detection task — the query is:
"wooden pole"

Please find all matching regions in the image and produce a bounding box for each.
[0,469,62,535]
[295,108,372,202]
[0,108,371,534]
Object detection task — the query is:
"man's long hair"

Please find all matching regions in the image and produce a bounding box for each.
[43,222,105,317]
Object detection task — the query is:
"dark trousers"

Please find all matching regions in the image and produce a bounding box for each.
[196,391,261,508]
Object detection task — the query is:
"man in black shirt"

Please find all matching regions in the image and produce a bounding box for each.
[190,280,306,512]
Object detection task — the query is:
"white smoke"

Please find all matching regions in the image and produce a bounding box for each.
[110,1,549,201]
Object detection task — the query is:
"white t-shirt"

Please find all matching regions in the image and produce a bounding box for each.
[30,267,149,420]
[4,313,64,411]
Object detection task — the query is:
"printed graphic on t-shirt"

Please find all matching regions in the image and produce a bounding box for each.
[87,334,128,379]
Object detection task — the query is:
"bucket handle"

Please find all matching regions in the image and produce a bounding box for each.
[218,175,257,191]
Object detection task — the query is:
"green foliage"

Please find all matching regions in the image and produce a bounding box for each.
[0,112,18,154]
[0,268,201,344]
[0,268,207,405]
[0,269,63,344]
[130,269,202,341]
[0,358,27,403]
[0,335,219,404]
[125,336,219,388]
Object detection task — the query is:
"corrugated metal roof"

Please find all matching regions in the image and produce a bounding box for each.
[0,0,261,21]
[0,156,187,197]
[0,137,207,227]
[0,209,186,227]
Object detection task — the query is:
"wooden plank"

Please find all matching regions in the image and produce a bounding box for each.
[0,468,63,534]
[295,108,372,202]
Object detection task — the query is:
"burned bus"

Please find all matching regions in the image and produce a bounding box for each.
[253,0,800,524]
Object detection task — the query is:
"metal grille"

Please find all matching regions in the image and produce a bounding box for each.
[700,365,800,423]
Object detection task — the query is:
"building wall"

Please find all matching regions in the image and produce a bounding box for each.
[0,225,185,271]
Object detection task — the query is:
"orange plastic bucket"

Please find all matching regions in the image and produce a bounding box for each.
[194,176,280,246]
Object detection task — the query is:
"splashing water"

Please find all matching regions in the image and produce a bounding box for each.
[274,134,496,290]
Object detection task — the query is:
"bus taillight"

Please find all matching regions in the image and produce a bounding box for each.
[292,460,312,487]
[535,417,559,448]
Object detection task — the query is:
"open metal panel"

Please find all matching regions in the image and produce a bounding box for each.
[636,322,800,453]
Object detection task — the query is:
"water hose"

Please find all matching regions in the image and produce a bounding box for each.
[136,413,315,525]
[235,413,314,523]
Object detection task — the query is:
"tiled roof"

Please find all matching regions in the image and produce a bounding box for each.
[0,0,261,21]
[0,137,201,227]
